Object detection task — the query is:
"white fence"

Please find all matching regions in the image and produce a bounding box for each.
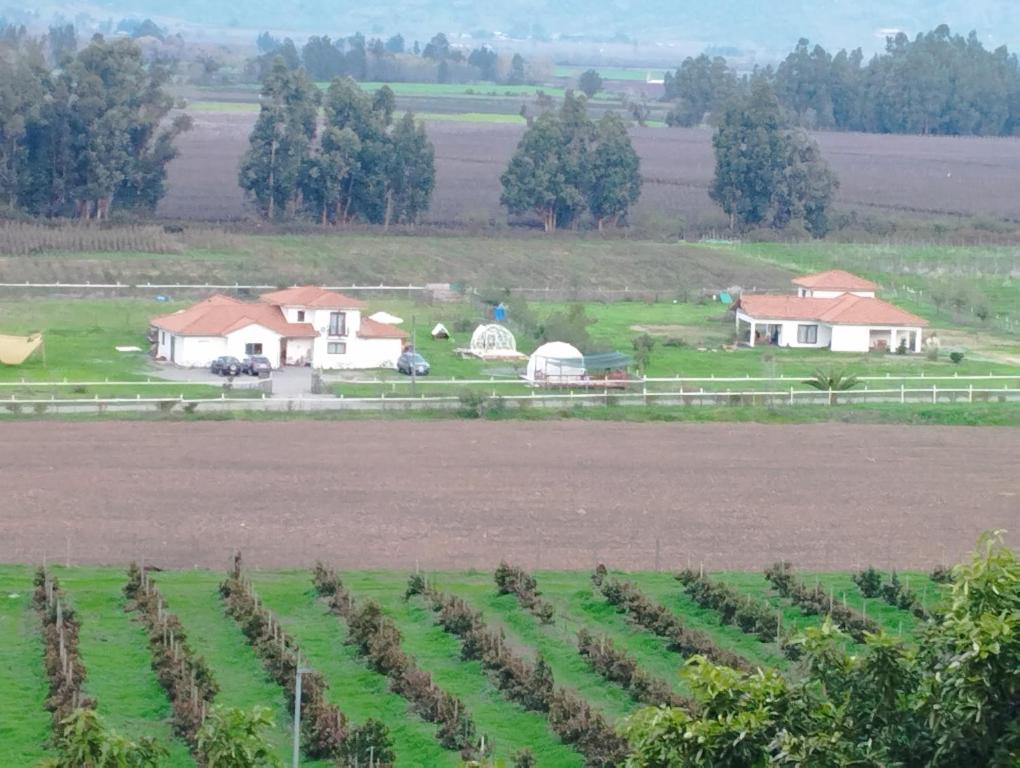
[2,385,1018,415]
[0,281,429,291]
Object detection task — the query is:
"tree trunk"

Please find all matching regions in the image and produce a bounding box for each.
[267,138,277,220]
[383,188,394,230]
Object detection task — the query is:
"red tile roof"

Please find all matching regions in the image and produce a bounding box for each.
[260,285,367,309]
[152,295,317,338]
[792,269,878,291]
[358,317,409,339]
[739,293,927,326]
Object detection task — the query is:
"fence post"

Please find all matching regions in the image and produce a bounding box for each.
[828,388,833,406]
[932,384,937,404]
[900,384,905,404]
[789,387,794,406]
[969,384,973,403]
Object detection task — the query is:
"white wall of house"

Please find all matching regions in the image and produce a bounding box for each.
[736,311,831,349]
[830,325,873,352]
[276,304,402,369]
[223,325,284,367]
[169,335,228,367]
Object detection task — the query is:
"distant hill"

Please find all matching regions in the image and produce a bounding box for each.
[13,1,1020,58]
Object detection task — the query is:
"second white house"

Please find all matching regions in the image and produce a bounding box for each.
[735,269,928,353]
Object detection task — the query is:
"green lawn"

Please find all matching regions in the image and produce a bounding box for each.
[53,567,194,766]
[554,65,665,82]
[0,566,52,764]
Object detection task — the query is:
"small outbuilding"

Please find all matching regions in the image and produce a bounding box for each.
[431,323,450,340]
[468,324,526,360]
[525,341,586,384]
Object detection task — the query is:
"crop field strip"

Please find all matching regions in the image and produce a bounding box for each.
[0,564,941,763]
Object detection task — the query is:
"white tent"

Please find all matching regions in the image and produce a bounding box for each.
[431,323,450,339]
[469,324,524,360]
[526,341,586,384]
[369,311,403,325]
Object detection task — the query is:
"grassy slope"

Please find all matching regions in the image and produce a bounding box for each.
[153,571,307,766]
[250,571,457,768]
[342,571,583,766]
[54,567,194,766]
[0,566,52,764]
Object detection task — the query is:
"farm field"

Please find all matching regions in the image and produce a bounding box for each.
[0,562,945,764]
[0,420,1016,570]
[157,110,1020,227]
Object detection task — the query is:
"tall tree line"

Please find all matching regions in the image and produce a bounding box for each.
[664,24,1020,136]
[0,34,189,219]
[238,58,435,225]
[500,93,641,232]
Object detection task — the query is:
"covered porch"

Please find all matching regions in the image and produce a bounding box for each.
[735,313,783,347]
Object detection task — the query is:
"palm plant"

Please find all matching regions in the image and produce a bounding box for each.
[804,368,859,403]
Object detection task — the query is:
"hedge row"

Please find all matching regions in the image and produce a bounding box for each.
[592,566,751,671]
[765,562,879,642]
[576,628,692,709]
[312,564,479,757]
[124,563,218,748]
[494,563,555,624]
[852,568,931,620]
[406,575,628,768]
[33,567,94,727]
[220,555,393,765]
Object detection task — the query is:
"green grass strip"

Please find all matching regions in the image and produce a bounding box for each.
[154,571,316,766]
[250,571,456,768]
[343,571,583,767]
[801,572,941,638]
[54,567,193,767]
[0,565,52,764]
[432,572,638,722]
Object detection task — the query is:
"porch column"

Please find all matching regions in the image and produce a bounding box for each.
[748,321,756,347]
[914,329,923,353]
[890,328,897,351]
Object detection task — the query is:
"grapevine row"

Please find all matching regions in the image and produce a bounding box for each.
[312,564,479,757]
[494,562,555,624]
[406,574,628,768]
[220,554,393,764]
[592,566,752,670]
[124,563,218,748]
[576,628,692,708]
[852,567,932,620]
[765,562,879,642]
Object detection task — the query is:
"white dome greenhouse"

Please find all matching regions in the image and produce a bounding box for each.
[469,324,523,360]
[526,341,586,385]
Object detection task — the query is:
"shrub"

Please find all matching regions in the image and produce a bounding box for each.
[576,628,691,708]
[929,565,953,583]
[926,346,940,361]
[852,567,884,598]
[676,570,787,648]
[764,562,878,642]
[949,351,965,364]
[663,336,688,348]
[494,562,555,623]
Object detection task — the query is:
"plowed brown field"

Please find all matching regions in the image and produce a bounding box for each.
[2,421,1016,570]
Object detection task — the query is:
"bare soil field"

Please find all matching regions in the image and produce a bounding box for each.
[159,112,1020,224]
[1,421,1015,570]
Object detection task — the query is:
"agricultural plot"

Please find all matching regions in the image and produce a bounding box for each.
[157,110,1020,227]
[0,562,942,765]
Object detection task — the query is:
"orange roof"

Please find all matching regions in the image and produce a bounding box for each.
[152,296,317,338]
[792,269,878,291]
[739,293,927,326]
[260,285,366,310]
[358,317,408,339]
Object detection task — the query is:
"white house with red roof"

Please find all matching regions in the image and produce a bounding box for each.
[735,269,927,353]
[151,286,407,370]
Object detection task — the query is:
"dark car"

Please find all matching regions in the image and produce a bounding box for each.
[397,351,430,376]
[210,356,242,376]
[241,355,272,376]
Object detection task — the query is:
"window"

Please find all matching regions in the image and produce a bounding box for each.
[328,312,347,336]
[797,324,818,344]
[245,343,263,355]
[296,310,305,321]
[327,342,347,355]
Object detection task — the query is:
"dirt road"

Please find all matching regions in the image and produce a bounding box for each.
[1,421,1015,570]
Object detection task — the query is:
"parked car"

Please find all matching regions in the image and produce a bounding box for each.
[210,356,242,376]
[397,351,430,376]
[241,355,272,376]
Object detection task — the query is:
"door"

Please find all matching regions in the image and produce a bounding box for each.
[280,339,288,367]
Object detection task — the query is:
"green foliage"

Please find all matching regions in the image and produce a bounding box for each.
[949,351,965,364]
[40,708,167,768]
[624,534,1020,767]
[631,333,656,372]
[577,69,603,98]
[535,303,596,350]
[501,94,640,231]
[196,706,281,768]
[663,55,738,127]
[710,79,838,236]
[852,567,884,598]
[804,368,859,392]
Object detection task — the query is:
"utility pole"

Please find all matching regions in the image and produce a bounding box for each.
[292,664,312,768]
